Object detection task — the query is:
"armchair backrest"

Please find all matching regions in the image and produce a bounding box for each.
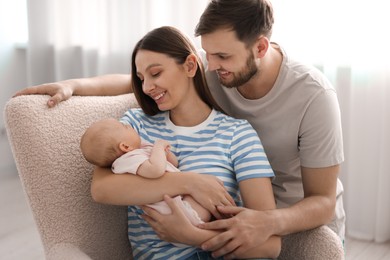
[4,94,138,260]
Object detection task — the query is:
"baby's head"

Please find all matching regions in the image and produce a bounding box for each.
[80,118,141,167]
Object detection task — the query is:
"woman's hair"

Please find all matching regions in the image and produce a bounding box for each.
[195,0,274,47]
[130,26,223,116]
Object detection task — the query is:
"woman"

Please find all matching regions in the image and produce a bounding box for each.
[19,26,281,259]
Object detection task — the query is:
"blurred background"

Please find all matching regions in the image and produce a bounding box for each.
[1,0,389,257]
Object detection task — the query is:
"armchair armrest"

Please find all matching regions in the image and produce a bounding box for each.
[279,225,345,260]
[47,243,92,260]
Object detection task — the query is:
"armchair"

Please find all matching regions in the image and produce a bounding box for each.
[4,94,344,259]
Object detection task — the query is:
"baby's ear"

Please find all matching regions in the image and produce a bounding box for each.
[119,142,132,152]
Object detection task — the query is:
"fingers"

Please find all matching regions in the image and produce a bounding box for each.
[216,205,244,215]
[225,193,236,206]
[12,82,73,108]
[163,194,179,211]
[141,213,155,225]
[199,217,232,231]
[213,241,240,259]
[206,197,236,219]
[207,206,222,219]
[47,93,65,107]
[201,230,233,252]
[13,86,39,97]
[141,205,159,219]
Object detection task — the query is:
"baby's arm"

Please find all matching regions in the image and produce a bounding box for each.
[165,147,178,168]
[137,140,172,179]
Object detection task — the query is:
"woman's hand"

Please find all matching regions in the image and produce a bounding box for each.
[141,195,201,245]
[13,80,75,107]
[142,195,221,247]
[185,173,235,219]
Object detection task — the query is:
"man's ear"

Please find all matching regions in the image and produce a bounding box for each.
[254,36,269,59]
[119,142,132,153]
[184,54,198,77]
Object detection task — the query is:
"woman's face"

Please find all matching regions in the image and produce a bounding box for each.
[135,50,192,112]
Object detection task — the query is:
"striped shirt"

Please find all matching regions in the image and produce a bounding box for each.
[120,108,274,260]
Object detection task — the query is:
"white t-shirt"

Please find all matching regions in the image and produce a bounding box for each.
[200,44,346,239]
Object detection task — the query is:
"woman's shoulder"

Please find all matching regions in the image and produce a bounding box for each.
[122,108,167,120]
[121,109,169,129]
[215,110,251,127]
[213,111,257,138]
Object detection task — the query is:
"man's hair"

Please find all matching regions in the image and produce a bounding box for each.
[195,0,274,47]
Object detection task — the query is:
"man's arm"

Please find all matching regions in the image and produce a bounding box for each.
[205,178,281,259]
[13,74,132,107]
[272,165,338,235]
[200,165,339,258]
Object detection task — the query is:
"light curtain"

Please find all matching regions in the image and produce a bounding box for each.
[272,0,390,243]
[26,0,208,85]
[26,0,390,243]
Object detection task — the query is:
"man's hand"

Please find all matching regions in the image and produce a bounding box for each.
[13,80,75,107]
[199,206,274,259]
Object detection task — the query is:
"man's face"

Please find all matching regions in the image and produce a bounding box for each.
[201,28,259,88]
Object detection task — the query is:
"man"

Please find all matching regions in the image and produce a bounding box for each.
[192,0,345,258]
[15,0,344,258]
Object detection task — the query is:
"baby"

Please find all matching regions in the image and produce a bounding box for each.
[80,118,210,225]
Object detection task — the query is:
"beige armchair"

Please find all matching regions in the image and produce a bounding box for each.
[4,94,344,260]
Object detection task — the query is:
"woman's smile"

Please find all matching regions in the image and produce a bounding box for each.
[152,91,166,101]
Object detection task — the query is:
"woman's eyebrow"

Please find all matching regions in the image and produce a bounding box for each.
[137,63,162,77]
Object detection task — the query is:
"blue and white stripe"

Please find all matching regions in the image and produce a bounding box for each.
[120,108,274,259]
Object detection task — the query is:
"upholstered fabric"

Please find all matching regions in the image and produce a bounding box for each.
[4,94,344,260]
[5,94,137,260]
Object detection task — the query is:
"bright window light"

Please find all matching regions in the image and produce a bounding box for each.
[0,0,28,44]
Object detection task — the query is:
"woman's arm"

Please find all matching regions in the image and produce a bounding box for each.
[91,166,234,218]
[13,74,132,107]
[232,178,281,259]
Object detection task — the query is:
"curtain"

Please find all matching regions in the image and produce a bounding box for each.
[26,0,208,85]
[25,0,390,243]
[272,0,390,243]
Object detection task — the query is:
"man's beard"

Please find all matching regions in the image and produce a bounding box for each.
[219,53,258,88]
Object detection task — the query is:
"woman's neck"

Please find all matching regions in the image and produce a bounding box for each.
[169,101,212,127]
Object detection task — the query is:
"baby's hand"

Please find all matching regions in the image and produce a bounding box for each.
[153,139,171,154]
[154,139,170,149]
